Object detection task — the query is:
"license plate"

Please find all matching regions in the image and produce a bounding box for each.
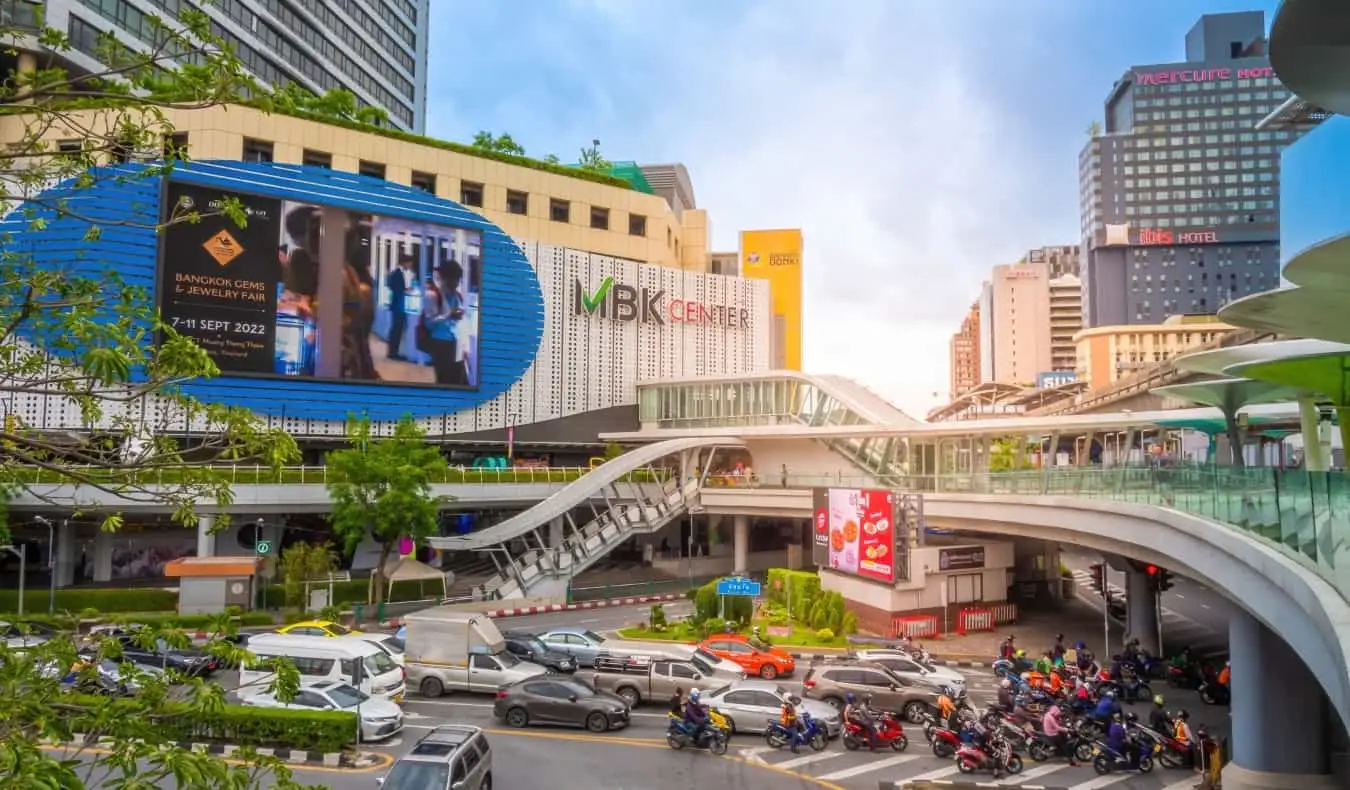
[394,693,405,704]
[1153,744,1162,753]
[1092,748,1100,756]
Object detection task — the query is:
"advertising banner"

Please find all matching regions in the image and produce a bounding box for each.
[813,487,896,583]
[740,229,803,371]
[938,547,986,572]
[158,181,483,388]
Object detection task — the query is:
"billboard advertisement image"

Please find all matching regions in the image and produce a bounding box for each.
[812,487,896,583]
[158,181,483,389]
[740,229,803,371]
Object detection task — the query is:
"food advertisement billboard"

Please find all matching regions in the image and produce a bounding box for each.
[157,181,483,389]
[811,487,896,583]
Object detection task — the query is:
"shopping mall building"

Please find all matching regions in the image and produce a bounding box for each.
[0,104,810,581]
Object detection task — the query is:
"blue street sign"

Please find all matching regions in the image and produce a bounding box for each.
[717,577,762,597]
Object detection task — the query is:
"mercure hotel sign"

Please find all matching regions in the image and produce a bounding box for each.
[1134,65,1275,86]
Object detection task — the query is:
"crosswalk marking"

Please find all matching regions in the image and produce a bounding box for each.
[1158,777,1203,790]
[737,746,774,765]
[1067,772,1135,789]
[996,762,1073,784]
[814,753,919,780]
[897,764,963,782]
[773,751,844,770]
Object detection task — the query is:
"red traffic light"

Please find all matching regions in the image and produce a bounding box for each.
[1146,564,1159,575]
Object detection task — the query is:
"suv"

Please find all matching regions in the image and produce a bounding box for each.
[379,724,491,790]
[802,661,940,724]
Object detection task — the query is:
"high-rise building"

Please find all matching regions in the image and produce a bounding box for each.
[1078,11,1317,329]
[1021,244,1081,279]
[1049,274,1082,375]
[948,301,981,399]
[990,261,1052,386]
[16,0,430,132]
[977,281,994,383]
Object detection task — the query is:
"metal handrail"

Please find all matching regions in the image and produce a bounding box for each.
[13,465,669,486]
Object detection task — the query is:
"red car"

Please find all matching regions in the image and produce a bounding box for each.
[698,635,796,679]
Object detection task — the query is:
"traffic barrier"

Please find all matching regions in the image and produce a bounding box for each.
[891,614,939,639]
[956,607,995,635]
[989,602,1019,624]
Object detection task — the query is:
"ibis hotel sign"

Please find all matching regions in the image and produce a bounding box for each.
[573,276,751,328]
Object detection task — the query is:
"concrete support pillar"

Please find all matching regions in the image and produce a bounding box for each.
[1224,609,1337,789]
[1124,569,1159,656]
[1299,397,1327,472]
[548,517,565,548]
[196,514,216,558]
[733,515,749,575]
[93,530,113,583]
[54,520,75,588]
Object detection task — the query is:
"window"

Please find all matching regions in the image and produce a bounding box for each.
[302,149,331,168]
[290,657,336,676]
[451,757,467,785]
[590,206,610,230]
[358,160,386,179]
[293,690,329,709]
[411,170,436,193]
[550,198,571,223]
[470,654,498,671]
[506,190,528,215]
[242,138,273,163]
[629,214,647,236]
[671,664,698,679]
[460,742,481,773]
[460,180,484,207]
[163,132,189,159]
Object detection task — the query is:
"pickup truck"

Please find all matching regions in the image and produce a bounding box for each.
[579,656,740,708]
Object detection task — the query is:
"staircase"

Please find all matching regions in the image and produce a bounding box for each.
[476,477,702,600]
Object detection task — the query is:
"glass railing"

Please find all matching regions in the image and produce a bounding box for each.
[10,465,667,486]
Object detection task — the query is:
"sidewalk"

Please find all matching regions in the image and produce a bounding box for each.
[902,599,1130,661]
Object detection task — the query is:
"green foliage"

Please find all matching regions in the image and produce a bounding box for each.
[0,610,274,630]
[692,578,753,625]
[0,9,301,544]
[603,440,626,460]
[270,83,389,126]
[841,610,858,635]
[0,586,177,614]
[544,154,562,164]
[989,437,1036,472]
[816,628,835,641]
[700,617,727,638]
[471,131,526,156]
[261,578,437,609]
[649,603,668,632]
[278,541,338,611]
[578,139,614,173]
[325,416,450,604]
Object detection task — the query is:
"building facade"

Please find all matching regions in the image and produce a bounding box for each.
[949,301,981,399]
[1078,11,1313,329]
[737,230,804,371]
[1074,315,1233,391]
[1022,244,1081,279]
[990,262,1051,386]
[1048,275,1082,375]
[24,0,430,132]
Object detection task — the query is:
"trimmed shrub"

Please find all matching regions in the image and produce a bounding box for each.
[260,578,439,609]
[0,587,177,614]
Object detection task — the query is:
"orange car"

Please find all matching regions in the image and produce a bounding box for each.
[698,635,796,679]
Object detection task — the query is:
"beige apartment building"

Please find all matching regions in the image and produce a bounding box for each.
[1049,275,1083,375]
[990,261,1052,386]
[1075,315,1235,390]
[949,301,981,399]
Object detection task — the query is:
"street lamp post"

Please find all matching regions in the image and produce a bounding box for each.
[34,515,55,614]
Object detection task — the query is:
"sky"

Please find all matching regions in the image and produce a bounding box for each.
[424,0,1280,418]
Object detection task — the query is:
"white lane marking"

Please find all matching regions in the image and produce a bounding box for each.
[1067,773,1135,789]
[1159,778,1204,790]
[738,746,774,765]
[404,698,667,719]
[899,764,964,782]
[772,752,844,770]
[815,754,919,780]
[578,618,601,624]
[1200,604,1210,609]
[1174,594,1185,600]
[993,762,1074,784]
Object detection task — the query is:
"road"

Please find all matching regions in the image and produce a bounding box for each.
[1063,553,1230,662]
[488,599,695,634]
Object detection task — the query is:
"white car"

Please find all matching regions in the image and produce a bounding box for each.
[241,680,403,742]
[359,633,406,667]
[852,649,967,693]
[1,621,53,649]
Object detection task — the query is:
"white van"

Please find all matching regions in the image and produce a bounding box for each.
[241,634,407,703]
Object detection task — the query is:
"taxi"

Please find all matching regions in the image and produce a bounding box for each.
[275,619,363,638]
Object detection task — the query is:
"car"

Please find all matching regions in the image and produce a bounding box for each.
[360,633,407,667]
[241,679,403,742]
[536,627,611,667]
[378,724,492,790]
[700,679,841,736]
[105,634,218,677]
[697,635,796,679]
[501,630,577,673]
[851,649,967,693]
[275,620,362,638]
[493,676,631,733]
[801,661,940,723]
[66,657,167,696]
[0,620,54,649]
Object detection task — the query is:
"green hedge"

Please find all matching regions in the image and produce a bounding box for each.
[0,587,178,614]
[260,578,440,609]
[65,694,356,752]
[2,612,275,630]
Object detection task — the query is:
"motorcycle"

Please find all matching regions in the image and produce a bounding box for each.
[955,741,1024,776]
[666,708,729,755]
[1091,738,1158,775]
[842,713,908,752]
[1027,725,1094,764]
[1132,724,1191,769]
[1198,671,1230,706]
[929,724,965,759]
[765,711,828,752]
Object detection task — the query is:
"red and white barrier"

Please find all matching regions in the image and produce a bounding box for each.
[892,614,940,639]
[957,607,995,635]
[989,602,1019,625]
[487,593,682,619]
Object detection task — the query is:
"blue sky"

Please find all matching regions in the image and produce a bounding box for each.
[424,0,1280,415]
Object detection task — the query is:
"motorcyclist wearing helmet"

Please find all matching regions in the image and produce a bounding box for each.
[683,688,710,745]
[937,685,958,730]
[1076,641,1096,673]
[780,693,803,753]
[1106,711,1139,769]
[1041,702,1078,765]
[1148,695,1170,734]
[999,635,1016,661]
[1034,651,1053,676]
[1093,690,1122,723]
[1051,633,1066,663]
[996,678,1016,712]
[1174,709,1196,767]
[987,724,1013,779]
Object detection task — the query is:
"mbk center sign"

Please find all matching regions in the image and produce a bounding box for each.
[573,276,751,328]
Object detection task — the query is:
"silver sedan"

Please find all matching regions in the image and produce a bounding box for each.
[700,679,841,737]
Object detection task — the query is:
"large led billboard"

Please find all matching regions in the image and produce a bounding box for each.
[812,487,897,584]
[158,181,483,389]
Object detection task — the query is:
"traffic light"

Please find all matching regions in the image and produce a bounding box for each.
[1088,563,1105,597]
[1146,564,1176,592]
